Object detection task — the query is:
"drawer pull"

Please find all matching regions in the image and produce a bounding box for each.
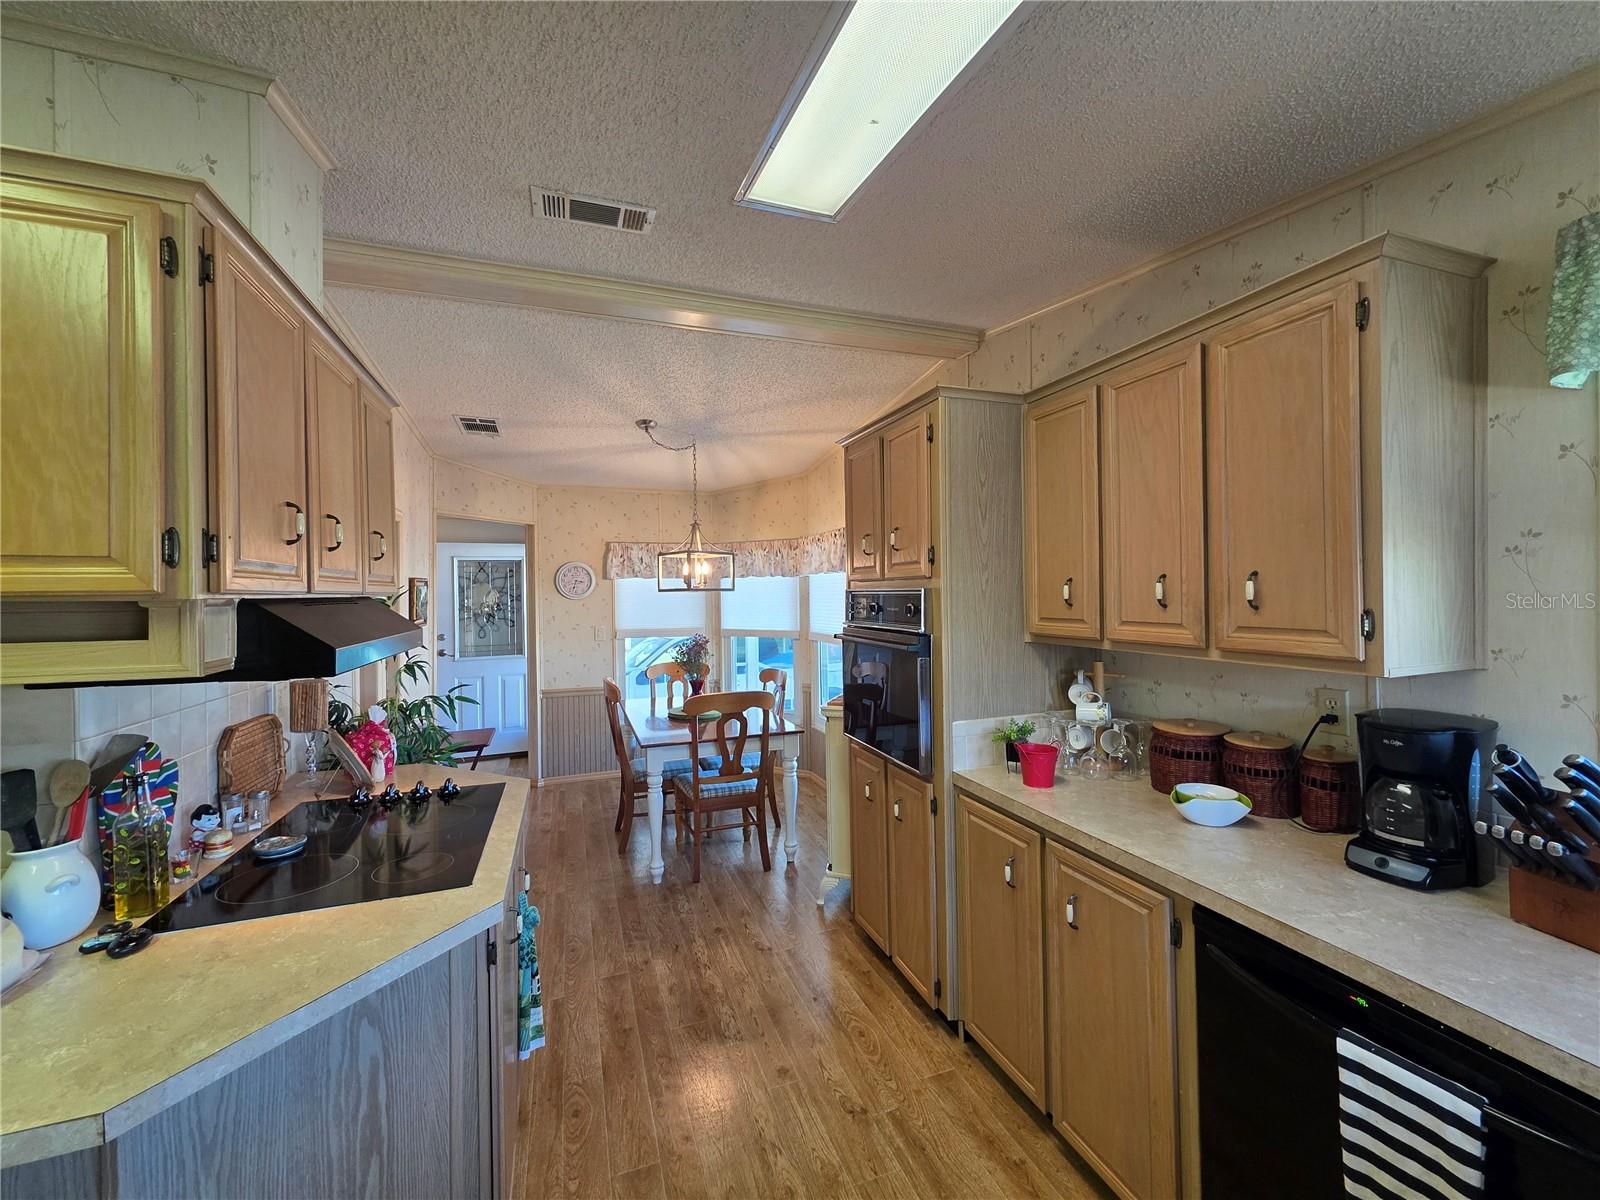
[325,514,344,552]
[1066,892,1078,929]
[1245,570,1260,611]
[889,526,900,552]
[284,501,306,545]
[371,531,387,562]
[860,532,874,558]
[1155,572,1168,609]
[893,799,902,821]
[1062,577,1073,607]
[864,782,872,801]
[1003,856,1015,888]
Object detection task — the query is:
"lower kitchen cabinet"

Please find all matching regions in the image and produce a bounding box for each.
[887,766,936,1005]
[848,742,891,952]
[956,793,1046,1108]
[1046,840,1179,1200]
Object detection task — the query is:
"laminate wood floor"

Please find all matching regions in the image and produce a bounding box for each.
[503,767,1116,1200]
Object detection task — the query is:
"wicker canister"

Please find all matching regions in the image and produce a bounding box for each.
[1149,719,1230,794]
[1222,731,1298,818]
[1298,744,1361,832]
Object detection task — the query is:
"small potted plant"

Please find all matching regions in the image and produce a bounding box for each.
[671,634,713,695]
[992,718,1038,772]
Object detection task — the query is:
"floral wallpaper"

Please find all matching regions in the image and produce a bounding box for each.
[957,91,1600,766]
[434,460,537,524]
[0,36,324,300]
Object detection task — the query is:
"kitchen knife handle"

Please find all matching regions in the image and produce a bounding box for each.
[1560,796,1600,842]
[1562,754,1600,792]
[1546,840,1599,888]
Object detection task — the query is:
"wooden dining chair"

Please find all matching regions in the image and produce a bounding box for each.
[602,677,695,855]
[672,691,775,883]
[759,667,788,715]
[646,661,689,714]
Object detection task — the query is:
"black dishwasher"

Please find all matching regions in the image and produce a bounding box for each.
[1195,907,1600,1199]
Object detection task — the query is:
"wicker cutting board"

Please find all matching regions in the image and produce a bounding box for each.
[218,714,288,797]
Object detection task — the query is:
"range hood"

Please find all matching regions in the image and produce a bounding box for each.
[216,597,424,681]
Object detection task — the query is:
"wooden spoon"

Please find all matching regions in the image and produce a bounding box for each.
[46,759,90,844]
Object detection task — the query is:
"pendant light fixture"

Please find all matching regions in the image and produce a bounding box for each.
[636,419,736,592]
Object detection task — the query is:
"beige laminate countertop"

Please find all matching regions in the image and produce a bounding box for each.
[0,765,529,1167]
[953,765,1600,1099]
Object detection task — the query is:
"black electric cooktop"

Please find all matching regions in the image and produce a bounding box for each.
[145,780,505,933]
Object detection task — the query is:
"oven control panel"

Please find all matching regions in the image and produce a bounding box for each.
[846,588,926,633]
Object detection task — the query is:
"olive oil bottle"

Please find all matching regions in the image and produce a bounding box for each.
[111,772,170,920]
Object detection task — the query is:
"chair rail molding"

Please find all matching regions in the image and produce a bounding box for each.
[322,239,981,358]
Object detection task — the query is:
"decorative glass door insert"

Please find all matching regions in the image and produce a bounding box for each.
[454,557,525,658]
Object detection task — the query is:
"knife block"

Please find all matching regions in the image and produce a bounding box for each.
[1506,814,1600,953]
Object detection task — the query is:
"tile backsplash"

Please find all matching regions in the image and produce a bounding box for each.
[1,681,286,864]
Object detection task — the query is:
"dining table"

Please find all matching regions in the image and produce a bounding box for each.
[622,696,804,883]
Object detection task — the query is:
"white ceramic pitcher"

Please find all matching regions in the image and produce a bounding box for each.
[1,840,100,949]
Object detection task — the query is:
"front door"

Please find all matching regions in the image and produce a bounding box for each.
[435,542,529,757]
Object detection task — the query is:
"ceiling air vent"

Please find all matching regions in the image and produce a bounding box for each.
[530,186,656,235]
[455,415,501,437]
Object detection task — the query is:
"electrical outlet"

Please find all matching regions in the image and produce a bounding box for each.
[1315,687,1353,747]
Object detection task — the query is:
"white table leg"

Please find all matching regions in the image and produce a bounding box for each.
[646,766,666,884]
[783,748,800,865]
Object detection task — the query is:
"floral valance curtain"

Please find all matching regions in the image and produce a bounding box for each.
[605,528,845,580]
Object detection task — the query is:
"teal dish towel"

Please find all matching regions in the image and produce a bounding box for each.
[518,892,543,1057]
[1548,212,1600,389]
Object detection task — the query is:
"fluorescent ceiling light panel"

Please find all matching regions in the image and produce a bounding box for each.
[740,0,1023,220]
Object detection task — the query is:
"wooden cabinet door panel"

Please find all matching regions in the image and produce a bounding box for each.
[361,385,399,592]
[887,764,935,1004]
[882,411,931,579]
[1,180,165,596]
[957,794,1045,1108]
[1046,843,1178,1200]
[1025,385,1101,639]
[845,436,883,581]
[305,328,365,593]
[848,744,890,952]
[1207,282,1363,660]
[207,225,308,592]
[1100,343,1206,647]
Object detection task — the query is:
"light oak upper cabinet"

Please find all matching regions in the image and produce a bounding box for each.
[1046,842,1178,1200]
[305,328,366,593]
[207,224,309,593]
[845,436,884,581]
[887,766,936,1006]
[1100,342,1206,648]
[881,410,932,579]
[0,180,167,597]
[848,743,890,952]
[1024,384,1101,639]
[361,384,399,593]
[957,794,1046,1109]
[1207,282,1363,661]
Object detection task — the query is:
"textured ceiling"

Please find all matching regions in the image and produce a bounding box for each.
[13,1,1598,329]
[325,286,934,489]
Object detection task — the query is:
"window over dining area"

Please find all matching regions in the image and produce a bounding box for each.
[613,578,707,705]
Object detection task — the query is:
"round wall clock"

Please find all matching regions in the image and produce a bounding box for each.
[554,560,596,600]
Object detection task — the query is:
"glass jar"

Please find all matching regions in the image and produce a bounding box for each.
[111,772,171,920]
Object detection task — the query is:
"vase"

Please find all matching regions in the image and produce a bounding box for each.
[1,841,102,949]
[690,678,706,696]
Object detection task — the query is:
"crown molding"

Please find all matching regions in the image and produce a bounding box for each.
[0,16,338,171]
[322,238,981,359]
[986,63,1600,339]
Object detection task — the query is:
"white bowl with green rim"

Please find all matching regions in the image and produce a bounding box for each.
[1170,783,1252,827]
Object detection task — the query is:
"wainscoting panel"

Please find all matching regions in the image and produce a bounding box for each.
[540,687,613,780]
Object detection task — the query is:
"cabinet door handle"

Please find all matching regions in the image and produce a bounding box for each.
[1003,856,1015,887]
[284,501,306,545]
[889,526,900,552]
[325,514,344,553]
[1062,577,1073,607]
[1245,570,1260,611]
[1066,892,1078,929]
[864,782,872,800]
[893,799,902,821]
[371,530,387,562]
[1155,572,1168,609]
[860,532,874,557]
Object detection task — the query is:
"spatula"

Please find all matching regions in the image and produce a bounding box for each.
[45,759,90,844]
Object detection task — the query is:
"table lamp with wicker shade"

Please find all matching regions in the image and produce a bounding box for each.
[287,678,329,779]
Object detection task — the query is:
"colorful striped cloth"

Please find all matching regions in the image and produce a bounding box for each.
[518,890,544,1058]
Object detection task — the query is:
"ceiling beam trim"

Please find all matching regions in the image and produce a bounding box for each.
[322,238,980,358]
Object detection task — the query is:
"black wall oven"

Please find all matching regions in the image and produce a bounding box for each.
[841,589,932,778]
